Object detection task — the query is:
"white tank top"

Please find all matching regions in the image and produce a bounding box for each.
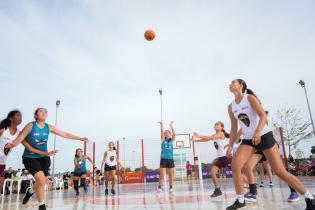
[105,150,117,167]
[231,94,270,139]
[233,139,242,154]
[213,139,226,158]
[0,128,20,165]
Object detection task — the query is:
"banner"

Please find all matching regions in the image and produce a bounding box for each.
[121,172,143,184]
[202,167,232,179]
[145,171,160,183]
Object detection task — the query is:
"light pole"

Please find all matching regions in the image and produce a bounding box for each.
[159,89,163,123]
[52,100,60,182]
[123,137,126,173]
[132,150,135,171]
[299,80,315,135]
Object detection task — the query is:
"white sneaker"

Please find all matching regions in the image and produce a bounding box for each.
[169,188,174,194]
[157,188,162,194]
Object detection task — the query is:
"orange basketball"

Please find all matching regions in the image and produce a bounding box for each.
[144,29,155,41]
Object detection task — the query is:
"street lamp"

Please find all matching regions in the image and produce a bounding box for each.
[132,150,135,171]
[159,89,163,123]
[299,80,315,135]
[52,100,60,182]
[123,137,126,173]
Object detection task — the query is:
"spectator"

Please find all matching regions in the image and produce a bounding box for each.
[63,171,72,189]
[186,161,192,180]
[288,155,294,164]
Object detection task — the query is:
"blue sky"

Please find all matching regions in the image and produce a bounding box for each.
[1,0,315,173]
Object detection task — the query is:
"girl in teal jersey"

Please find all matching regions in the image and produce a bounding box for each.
[7,108,88,210]
[157,121,175,194]
[73,148,93,197]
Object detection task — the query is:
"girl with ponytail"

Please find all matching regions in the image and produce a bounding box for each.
[193,121,231,197]
[226,79,315,210]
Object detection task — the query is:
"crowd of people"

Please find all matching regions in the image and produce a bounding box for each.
[288,155,315,176]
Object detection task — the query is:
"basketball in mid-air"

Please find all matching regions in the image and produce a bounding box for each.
[144,29,155,41]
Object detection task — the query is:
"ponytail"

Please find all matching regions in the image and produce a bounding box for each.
[216,121,230,138]
[237,79,258,98]
[222,128,230,138]
[245,88,257,98]
[0,110,21,129]
[0,119,11,129]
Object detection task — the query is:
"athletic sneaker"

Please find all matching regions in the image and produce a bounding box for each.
[269,182,274,187]
[305,197,315,210]
[244,192,257,202]
[84,186,88,194]
[75,191,80,197]
[157,188,162,194]
[169,187,174,194]
[39,204,46,210]
[111,189,116,195]
[287,192,300,202]
[22,187,34,204]
[211,188,222,197]
[105,189,109,196]
[226,199,246,210]
[259,182,264,188]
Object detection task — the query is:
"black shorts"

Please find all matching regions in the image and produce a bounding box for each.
[160,159,175,168]
[187,170,192,176]
[0,165,5,177]
[241,131,276,152]
[213,156,232,169]
[23,156,51,176]
[105,164,116,171]
[73,170,87,177]
[255,150,267,163]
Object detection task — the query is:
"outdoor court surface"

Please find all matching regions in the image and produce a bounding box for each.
[1,177,315,210]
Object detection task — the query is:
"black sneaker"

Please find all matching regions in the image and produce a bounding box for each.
[305,197,315,210]
[105,189,109,196]
[23,187,34,204]
[39,204,46,210]
[111,189,116,195]
[211,188,222,197]
[226,199,246,210]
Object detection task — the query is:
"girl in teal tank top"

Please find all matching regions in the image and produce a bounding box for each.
[73,148,93,197]
[157,121,176,194]
[6,108,89,210]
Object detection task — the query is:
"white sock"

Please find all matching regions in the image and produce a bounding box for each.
[29,187,34,194]
[38,200,45,206]
[303,190,314,199]
[237,194,245,203]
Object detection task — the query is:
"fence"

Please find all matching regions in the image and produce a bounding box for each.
[84,127,287,185]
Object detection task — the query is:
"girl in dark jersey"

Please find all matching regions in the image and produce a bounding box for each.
[6,108,88,210]
[225,79,315,210]
[194,121,230,197]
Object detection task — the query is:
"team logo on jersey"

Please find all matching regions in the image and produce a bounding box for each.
[238,113,250,127]
[34,139,48,145]
[214,142,219,150]
[110,156,115,161]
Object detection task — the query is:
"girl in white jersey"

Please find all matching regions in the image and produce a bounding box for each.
[101,142,123,196]
[226,79,315,210]
[0,110,22,191]
[194,121,231,197]
[0,110,56,194]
